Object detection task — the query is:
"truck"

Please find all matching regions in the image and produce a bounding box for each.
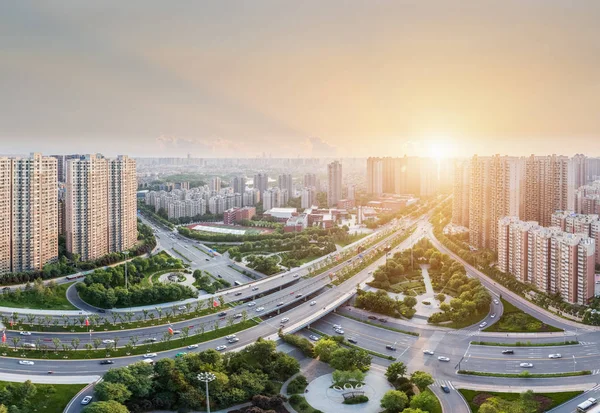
[578,397,598,412]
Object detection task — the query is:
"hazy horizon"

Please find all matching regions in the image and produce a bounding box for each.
[2,1,600,158]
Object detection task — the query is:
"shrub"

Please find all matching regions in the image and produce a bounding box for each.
[287,375,309,394]
[343,395,369,404]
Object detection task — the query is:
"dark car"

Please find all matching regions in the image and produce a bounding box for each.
[100,360,114,365]
[98,309,106,313]
[441,385,450,394]
[276,302,284,307]
[218,312,227,317]
[234,292,242,296]
[378,318,388,323]
[502,349,514,355]
[2,287,10,291]
[368,316,377,320]
[386,345,397,351]
[205,258,210,261]
[348,338,358,344]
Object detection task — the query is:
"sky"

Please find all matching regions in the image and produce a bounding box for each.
[1,1,600,158]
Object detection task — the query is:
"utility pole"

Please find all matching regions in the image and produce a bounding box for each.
[198,372,216,413]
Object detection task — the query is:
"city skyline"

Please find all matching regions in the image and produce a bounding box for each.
[2,2,600,158]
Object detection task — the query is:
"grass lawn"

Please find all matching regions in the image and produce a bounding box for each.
[459,389,583,413]
[424,388,443,413]
[0,381,86,413]
[483,298,563,333]
[0,282,76,310]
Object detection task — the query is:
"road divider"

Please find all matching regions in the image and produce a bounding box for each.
[471,340,579,347]
[457,370,592,378]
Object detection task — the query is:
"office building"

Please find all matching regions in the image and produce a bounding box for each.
[327,161,342,207]
[0,154,58,275]
[66,154,137,262]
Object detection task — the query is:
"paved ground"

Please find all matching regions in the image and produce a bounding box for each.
[305,372,393,413]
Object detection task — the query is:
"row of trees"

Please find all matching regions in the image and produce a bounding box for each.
[355,289,418,319]
[85,339,299,412]
[193,270,231,293]
[381,361,436,413]
[0,221,156,286]
[313,336,372,372]
[245,255,281,275]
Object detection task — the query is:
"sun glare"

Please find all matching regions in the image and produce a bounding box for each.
[426,138,454,160]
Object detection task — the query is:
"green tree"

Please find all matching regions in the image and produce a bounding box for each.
[94,382,132,404]
[82,401,129,413]
[380,390,408,413]
[410,371,434,391]
[313,338,338,363]
[385,362,407,383]
[409,391,437,412]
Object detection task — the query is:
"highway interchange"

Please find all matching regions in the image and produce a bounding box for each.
[3,212,600,412]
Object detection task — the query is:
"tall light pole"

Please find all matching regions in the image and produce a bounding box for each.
[198,371,216,413]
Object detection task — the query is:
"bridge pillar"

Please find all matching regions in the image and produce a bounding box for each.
[277,309,281,315]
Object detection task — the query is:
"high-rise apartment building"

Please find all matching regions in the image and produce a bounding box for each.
[367,156,440,196]
[569,154,588,210]
[209,177,222,193]
[254,173,269,195]
[0,154,58,275]
[301,187,314,209]
[524,155,569,227]
[451,160,470,227]
[231,175,246,194]
[263,187,283,211]
[51,154,85,183]
[303,173,320,192]
[468,155,524,250]
[366,157,384,196]
[327,161,342,207]
[278,174,293,198]
[346,185,355,200]
[66,154,137,262]
[575,181,600,215]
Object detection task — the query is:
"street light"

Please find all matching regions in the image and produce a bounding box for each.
[198,371,216,413]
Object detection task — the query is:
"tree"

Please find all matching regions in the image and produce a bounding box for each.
[380,390,408,413]
[410,371,434,391]
[94,382,132,404]
[330,348,371,372]
[409,391,437,412]
[385,362,407,383]
[313,338,338,363]
[82,401,129,413]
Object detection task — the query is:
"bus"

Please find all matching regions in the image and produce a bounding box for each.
[66,274,85,281]
[578,398,598,412]
[234,281,242,286]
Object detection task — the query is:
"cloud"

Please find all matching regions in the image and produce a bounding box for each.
[156,135,245,157]
[308,137,337,157]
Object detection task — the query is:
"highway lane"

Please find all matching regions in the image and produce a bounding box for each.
[548,384,600,412]
[429,380,470,413]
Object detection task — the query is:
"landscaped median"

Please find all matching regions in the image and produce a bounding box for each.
[471,340,579,347]
[457,370,591,378]
[483,298,563,333]
[337,312,419,337]
[0,319,260,360]
[459,389,583,413]
[307,327,396,361]
[0,380,87,413]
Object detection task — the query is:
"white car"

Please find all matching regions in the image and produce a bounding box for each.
[225,334,237,340]
[334,328,344,334]
[247,302,256,307]
[548,354,562,359]
[493,299,499,305]
[228,337,239,343]
[293,274,299,278]
[490,313,496,318]
[80,396,93,405]
[216,345,227,351]
[233,313,242,318]
[438,356,450,362]
[281,317,290,323]
[333,324,342,329]
[310,301,316,306]
[187,344,199,350]
[520,363,534,368]
[102,339,115,344]
[172,330,181,335]
[255,307,265,312]
[19,331,32,336]
[178,306,186,311]
[143,353,158,358]
[423,350,434,355]
[309,335,320,341]
[479,322,487,328]
[18,360,34,366]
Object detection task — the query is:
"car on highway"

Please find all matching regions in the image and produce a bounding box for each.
[175,352,187,358]
[218,312,227,317]
[309,335,320,341]
[519,363,534,368]
[368,316,377,320]
[276,302,284,307]
[19,331,32,336]
[233,313,242,318]
[334,328,344,334]
[145,338,158,343]
[438,356,450,362]
[178,305,186,311]
[172,330,181,335]
[333,324,342,329]
[379,318,387,323]
[205,258,210,261]
[22,343,36,349]
[493,299,499,305]
[216,345,227,351]
[441,385,451,394]
[490,313,496,318]
[281,317,290,323]
[386,345,397,351]
[252,287,259,291]
[423,350,434,355]
[548,353,562,359]
[255,307,265,312]
[81,396,93,405]
[225,334,237,340]
[18,360,34,365]
[502,349,514,355]
[97,309,106,313]
[228,337,239,343]
[235,292,243,296]
[310,301,316,306]
[142,358,155,365]
[102,339,115,344]
[295,294,303,298]
[187,344,199,350]
[293,274,299,278]
[248,302,256,307]
[100,360,114,365]
[348,338,358,344]
[143,353,158,358]
[479,322,487,328]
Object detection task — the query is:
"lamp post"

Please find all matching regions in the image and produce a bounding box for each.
[198,371,216,413]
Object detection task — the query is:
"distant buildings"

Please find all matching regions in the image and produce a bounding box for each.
[263,187,288,211]
[231,175,246,194]
[209,177,222,193]
[278,174,294,198]
[66,154,137,261]
[253,173,269,195]
[0,153,58,275]
[366,156,440,196]
[304,173,320,192]
[576,181,600,215]
[301,187,314,209]
[327,161,342,207]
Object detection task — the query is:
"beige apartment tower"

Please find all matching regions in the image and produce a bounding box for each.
[0,154,58,275]
[66,154,137,262]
